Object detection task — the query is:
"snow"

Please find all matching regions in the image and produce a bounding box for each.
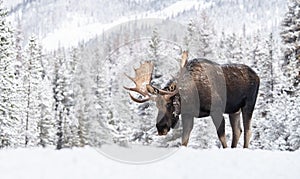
[42,22,104,50]
[0,146,299,179]
[157,0,201,17]
[2,0,22,9]
[41,0,203,50]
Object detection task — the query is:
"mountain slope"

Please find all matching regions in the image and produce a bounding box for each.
[7,0,286,50]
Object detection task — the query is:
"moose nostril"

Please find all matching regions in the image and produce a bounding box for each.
[156,123,166,132]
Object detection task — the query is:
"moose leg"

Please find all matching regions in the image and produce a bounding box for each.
[212,115,227,148]
[241,106,254,148]
[229,111,242,148]
[181,115,194,146]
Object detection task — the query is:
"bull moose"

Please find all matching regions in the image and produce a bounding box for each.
[124,51,260,148]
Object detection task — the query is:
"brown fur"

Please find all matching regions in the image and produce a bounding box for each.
[156,58,260,148]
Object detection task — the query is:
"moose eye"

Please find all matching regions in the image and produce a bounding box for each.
[166,103,172,109]
[169,83,176,91]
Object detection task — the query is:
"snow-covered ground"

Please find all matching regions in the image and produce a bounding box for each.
[0,146,299,179]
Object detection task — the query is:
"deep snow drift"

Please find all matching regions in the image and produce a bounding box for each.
[0,146,299,179]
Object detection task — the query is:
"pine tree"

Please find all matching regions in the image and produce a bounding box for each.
[245,32,265,70]
[84,47,108,147]
[36,50,56,147]
[0,1,22,148]
[223,33,244,64]
[183,12,215,59]
[38,73,56,147]
[281,0,300,64]
[267,33,275,96]
[286,88,300,150]
[53,48,85,149]
[183,19,196,51]
[252,91,290,150]
[23,36,44,147]
[275,43,300,151]
[53,49,73,149]
[281,0,300,92]
[216,31,227,64]
[13,23,27,147]
[53,50,65,149]
[15,18,23,77]
[256,35,272,102]
[64,47,89,147]
[196,11,215,58]
[149,27,161,60]
[61,54,76,148]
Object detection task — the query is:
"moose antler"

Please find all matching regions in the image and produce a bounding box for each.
[124,61,180,103]
[124,61,154,103]
[181,50,188,69]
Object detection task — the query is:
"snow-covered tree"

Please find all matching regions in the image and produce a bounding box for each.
[252,91,290,150]
[250,33,279,149]
[282,52,299,151]
[23,36,44,147]
[149,27,161,61]
[0,2,23,148]
[244,32,265,70]
[222,33,244,64]
[196,11,215,58]
[15,19,23,78]
[53,50,65,149]
[216,31,227,64]
[252,28,299,151]
[66,47,89,147]
[281,0,300,64]
[183,11,215,59]
[281,0,300,98]
[286,89,300,150]
[52,47,102,148]
[60,55,77,148]
[183,19,196,52]
[266,33,275,96]
[89,47,111,147]
[53,49,79,149]
[256,35,272,101]
[34,50,56,147]
[38,73,56,147]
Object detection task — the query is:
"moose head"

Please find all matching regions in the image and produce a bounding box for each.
[124,52,188,136]
[123,61,182,136]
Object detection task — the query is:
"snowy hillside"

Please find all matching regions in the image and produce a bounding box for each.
[6,0,286,50]
[0,147,299,179]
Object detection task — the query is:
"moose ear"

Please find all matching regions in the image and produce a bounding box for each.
[146,84,159,95]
